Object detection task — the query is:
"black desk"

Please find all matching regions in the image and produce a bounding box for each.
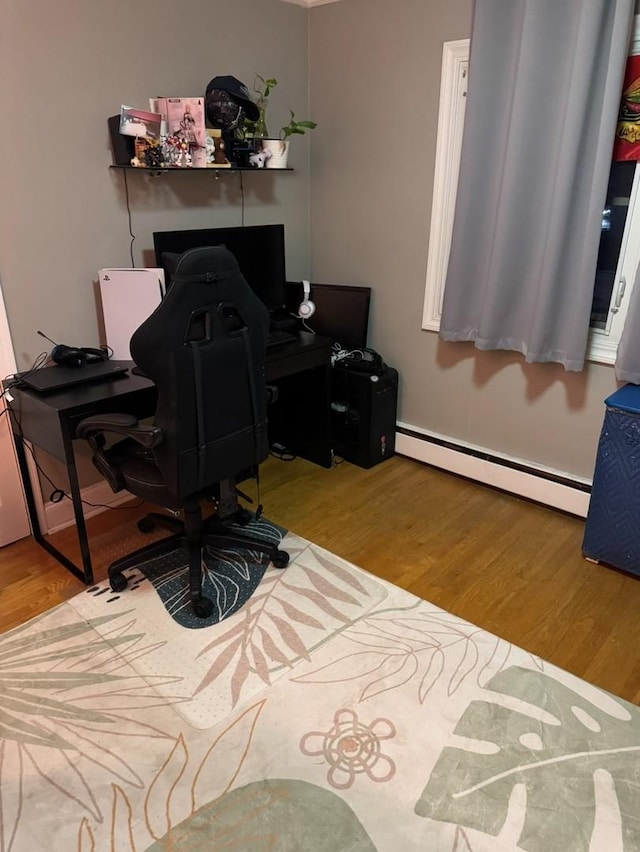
[7,332,332,584]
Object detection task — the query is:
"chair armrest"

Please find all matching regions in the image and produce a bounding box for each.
[76,413,163,450]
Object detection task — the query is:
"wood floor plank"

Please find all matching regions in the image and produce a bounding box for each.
[1,453,639,704]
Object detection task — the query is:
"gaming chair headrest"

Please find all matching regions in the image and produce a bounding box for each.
[173,245,240,279]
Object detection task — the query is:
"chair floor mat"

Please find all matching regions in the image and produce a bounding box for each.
[68,526,389,729]
[123,515,286,629]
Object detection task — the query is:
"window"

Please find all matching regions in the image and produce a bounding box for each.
[588,159,640,363]
[422,39,640,367]
[422,40,468,334]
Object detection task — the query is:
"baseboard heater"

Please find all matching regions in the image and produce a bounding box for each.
[395,424,591,518]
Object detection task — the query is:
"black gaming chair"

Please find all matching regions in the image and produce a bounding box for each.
[77,246,289,619]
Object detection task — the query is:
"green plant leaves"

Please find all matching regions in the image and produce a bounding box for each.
[255,75,278,99]
[281,111,318,139]
[415,666,640,851]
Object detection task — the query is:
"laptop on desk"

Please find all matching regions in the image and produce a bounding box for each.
[16,360,130,394]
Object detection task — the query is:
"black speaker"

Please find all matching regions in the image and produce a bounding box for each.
[108,115,135,166]
[331,364,398,468]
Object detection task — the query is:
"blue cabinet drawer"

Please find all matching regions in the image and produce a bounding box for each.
[583,387,640,576]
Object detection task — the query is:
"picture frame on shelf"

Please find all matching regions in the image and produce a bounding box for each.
[119,106,162,141]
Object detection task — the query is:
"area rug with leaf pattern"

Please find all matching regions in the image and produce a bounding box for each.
[3,527,640,851]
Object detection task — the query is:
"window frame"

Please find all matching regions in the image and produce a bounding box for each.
[422,38,638,367]
[422,39,469,333]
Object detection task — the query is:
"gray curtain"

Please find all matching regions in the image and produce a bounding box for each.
[439,0,634,371]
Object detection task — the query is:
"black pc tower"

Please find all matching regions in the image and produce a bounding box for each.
[331,364,398,468]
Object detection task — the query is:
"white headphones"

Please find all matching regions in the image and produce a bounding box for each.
[297,279,316,319]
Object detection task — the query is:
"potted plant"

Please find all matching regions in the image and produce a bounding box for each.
[259,111,318,168]
[246,75,317,168]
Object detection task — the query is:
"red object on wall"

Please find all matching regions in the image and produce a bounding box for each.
[613,54,640,161]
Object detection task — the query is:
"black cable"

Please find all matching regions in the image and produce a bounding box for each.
[2,352,49,393]
[123,169,136,266]
[33,351,50,369]
[3,403,143,512]
[240,171,245,226]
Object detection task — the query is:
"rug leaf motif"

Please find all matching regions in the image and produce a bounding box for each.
[22,738,103,821]
[144,779,378,852]
[82,701,268,849]
[193,557,375,706]
[78,817,96,852]
[316,552,375,594]
[282,581,351,622]
[292,603,525,703]
[111,784,136,852]
[230,650,251,706]
[418,647,445,703]
[0,609,182,849]
[145,734,188,841]
[190,699,266,810]
[415,665,640,852]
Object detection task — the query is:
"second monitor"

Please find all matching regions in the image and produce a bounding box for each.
[285,281,371,351]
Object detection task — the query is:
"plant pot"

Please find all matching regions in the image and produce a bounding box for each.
[257,138,290,169]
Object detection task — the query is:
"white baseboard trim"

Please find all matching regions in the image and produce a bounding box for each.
[395,424,591,518]
[44,481,133,534]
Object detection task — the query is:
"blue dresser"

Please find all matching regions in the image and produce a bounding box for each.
[583,385,640,576]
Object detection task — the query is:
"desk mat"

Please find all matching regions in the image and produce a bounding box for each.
[95,515,287,630]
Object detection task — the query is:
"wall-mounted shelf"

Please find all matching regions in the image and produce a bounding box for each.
[109,165,293,177]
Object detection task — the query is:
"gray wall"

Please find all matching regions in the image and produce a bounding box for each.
[1,0,311,488]
[308,0,621,481]
[1,0,624,494]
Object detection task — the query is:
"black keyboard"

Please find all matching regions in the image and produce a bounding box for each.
[266,329,297,349]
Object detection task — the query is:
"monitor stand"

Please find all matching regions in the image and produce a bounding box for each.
[270,310,298,332]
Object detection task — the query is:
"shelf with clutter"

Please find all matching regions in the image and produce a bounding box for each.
[108,164,293,177]
[108,74,315,175]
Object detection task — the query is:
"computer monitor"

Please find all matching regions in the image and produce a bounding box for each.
[153,224,287,313]
[285,281,372,351]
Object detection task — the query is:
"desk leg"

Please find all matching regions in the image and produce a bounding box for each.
[12,428,94,585]
[63,431,94,585]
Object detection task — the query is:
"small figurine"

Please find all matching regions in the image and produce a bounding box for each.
[143,137,164,169]
[162,134,193,167]
[249,148,271,168]
[205,129,230,167]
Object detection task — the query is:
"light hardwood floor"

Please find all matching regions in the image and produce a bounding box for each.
[2,454,639,705]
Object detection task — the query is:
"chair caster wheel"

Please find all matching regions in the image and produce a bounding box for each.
[109,573,128,593]
[137,517,155,533]
[272,550,290,570]
[192,596,214,619]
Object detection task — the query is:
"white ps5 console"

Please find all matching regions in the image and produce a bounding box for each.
[98,268,165,360]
